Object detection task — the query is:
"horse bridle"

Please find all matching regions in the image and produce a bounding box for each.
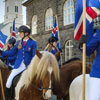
[32,80,52,92]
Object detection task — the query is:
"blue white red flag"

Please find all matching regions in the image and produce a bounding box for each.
[0,31,7,50]
[86,22,93,44]
[51,17,58,40]
[51,16,60,49]
[12,19,16,39]
[74,0,100,40]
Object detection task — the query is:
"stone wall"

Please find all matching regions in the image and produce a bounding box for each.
[24,0,93,64]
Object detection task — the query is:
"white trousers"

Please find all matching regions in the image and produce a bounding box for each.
[6,61,26,88]
[89,77,100,100]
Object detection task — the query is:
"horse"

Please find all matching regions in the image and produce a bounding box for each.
[15,50,60,100]
[52,59,91,100]
[0,51,90,100]
[69,74,90,100]
[0,59,22,100]
[0,60,11,100]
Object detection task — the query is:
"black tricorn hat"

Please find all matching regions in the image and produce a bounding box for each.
[48,37,58,43]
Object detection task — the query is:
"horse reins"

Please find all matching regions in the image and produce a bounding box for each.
[32,80,52,92]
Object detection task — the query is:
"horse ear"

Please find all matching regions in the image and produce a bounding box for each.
[35,49,42,59]
[55,51,60,59]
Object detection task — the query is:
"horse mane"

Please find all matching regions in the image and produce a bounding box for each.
[61,57,80,66]
[36,52,60,81]
[15,51,60,99]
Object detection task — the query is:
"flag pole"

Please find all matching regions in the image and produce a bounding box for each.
[56,15,63,67]
[10,18,15,39]
[82,0,86,100]
[0,70,5,100]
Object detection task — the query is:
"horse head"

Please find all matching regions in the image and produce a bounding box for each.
[35,50,60,99]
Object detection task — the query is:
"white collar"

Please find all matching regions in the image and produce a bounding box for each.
[23,38,29,42]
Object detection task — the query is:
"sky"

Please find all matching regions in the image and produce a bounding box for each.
[0,0,27,24]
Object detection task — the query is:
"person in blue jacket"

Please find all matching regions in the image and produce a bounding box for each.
[0,38,16,70]
[0,25,37,100]
[6,38,16,69]
[48,37,59,54]
[46,37,62,61]
[79,28,100,100]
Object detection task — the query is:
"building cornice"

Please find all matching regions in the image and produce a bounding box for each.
[23,0,33,7]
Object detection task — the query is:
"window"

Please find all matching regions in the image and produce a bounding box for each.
[45,8,53,31]
[65,40,73,61]
[7,6,9,12]
[32,15,37,35]
[63,0,74,25]
[15,6,18,12]
[10,26,12,33]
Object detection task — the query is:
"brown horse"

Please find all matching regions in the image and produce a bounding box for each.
[0,53,90,100]
[15,50,60,100]
[0,59,19,100]
[0,60,11,100]
[52,59,90,100]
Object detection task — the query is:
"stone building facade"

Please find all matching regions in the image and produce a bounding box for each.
[0,0,23,40]
[23,0,93,63]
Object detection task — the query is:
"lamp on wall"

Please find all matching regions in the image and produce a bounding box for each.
[93,14,100,29]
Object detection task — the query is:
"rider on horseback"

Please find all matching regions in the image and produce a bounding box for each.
[79,29,100,100]
[6,38,16,69]
[0,25,37,100]
[0,38,16,70]
[46,36,62,61]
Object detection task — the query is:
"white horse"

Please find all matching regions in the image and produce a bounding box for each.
[69,74,90,100]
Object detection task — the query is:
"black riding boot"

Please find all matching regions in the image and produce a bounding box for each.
[5,88,11,100]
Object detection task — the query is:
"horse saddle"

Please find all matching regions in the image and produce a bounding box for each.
[12,74,21,87]
[12,71,24,87]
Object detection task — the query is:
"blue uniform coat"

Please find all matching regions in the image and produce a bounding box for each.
[6,54,17,66]
[84,29,100,78]
[0,47,17,67]
[2,38,37,69]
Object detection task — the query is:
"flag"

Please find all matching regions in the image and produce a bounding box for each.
[12,19,16,39]
[51,16,60,48]
[86,22,93,43]
[0,31,7,50]
[51,17,58,40]
[74,0,100,41]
